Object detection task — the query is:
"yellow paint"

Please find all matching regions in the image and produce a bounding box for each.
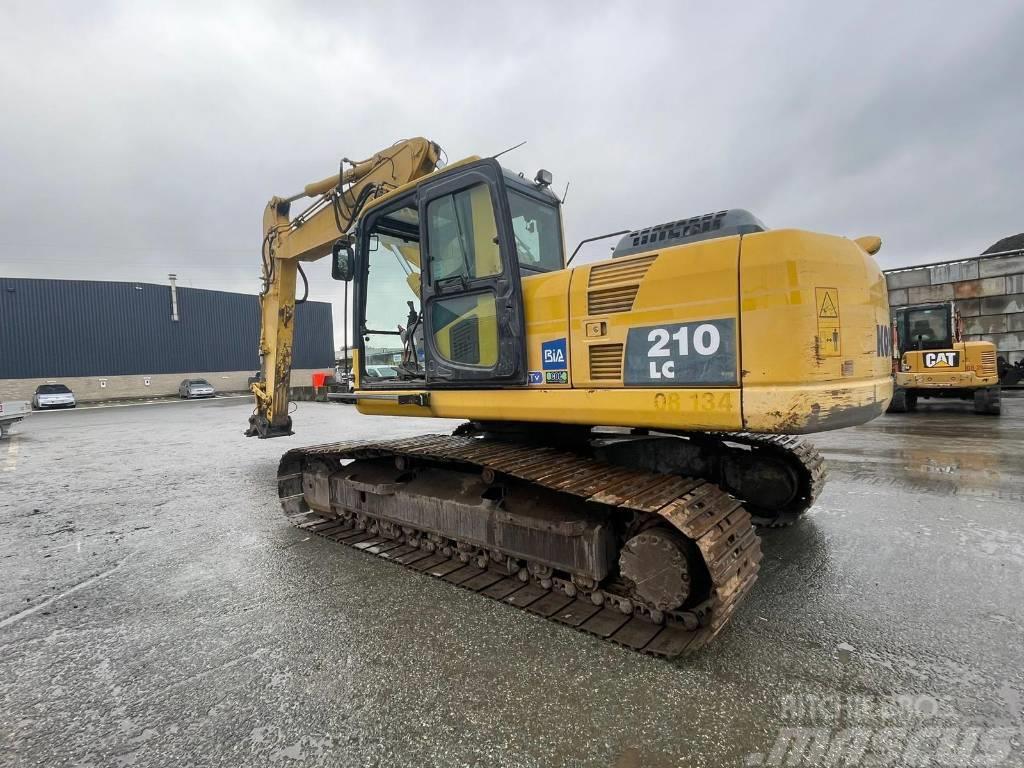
[569,238,739,388]
[357,387,743,431]
[3,435,18,472]
[254,137,893,437]
[357,228,894,434]
[523,270,572,387]
[898,340,999,389]
[360,155,482,217]
[854,235,882,255]
[740,231,892,387]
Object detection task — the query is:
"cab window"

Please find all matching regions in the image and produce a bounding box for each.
[426,183,501,282]
[904,307,951,348]
[362,201,424,381]
[509,190,562,272]
[425,183,503,368]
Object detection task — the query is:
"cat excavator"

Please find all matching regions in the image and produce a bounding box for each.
[248,137,893,656]
[886,301,1000,414]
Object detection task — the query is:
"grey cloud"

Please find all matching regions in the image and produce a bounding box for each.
[1,0,1021,346]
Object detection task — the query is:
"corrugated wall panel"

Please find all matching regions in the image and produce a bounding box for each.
[0,278,333,378]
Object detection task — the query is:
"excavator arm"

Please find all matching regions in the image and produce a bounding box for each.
[246,137,442,438]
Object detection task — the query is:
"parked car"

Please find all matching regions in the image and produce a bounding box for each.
[178,379,216,399]
[364,364,398,380]
[31,384,76,410]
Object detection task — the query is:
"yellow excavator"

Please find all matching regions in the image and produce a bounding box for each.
[247,137,893,656]
[887,301,1000,415]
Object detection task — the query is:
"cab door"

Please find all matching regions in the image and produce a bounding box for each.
[417,159,526,386]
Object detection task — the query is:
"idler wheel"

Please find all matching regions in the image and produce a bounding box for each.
[618,528,695,611]
[721,453,798,512]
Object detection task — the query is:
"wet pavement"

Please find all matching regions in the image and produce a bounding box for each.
[2,395,1023,767]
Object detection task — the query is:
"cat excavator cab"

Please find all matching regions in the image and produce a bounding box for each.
[248,137,893,656]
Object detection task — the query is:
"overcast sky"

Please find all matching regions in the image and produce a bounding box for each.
[2,1,1022,347]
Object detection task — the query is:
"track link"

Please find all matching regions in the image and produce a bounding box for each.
[707,432,827,527]
[278,435,762,658]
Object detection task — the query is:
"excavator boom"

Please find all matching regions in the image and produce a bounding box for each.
[246,137,441,438]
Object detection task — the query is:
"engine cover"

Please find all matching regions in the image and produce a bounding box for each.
[612,209,765,258]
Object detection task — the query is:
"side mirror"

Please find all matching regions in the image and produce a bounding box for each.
[331,240,355,282]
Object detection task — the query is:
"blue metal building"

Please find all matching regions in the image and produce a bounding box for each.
[0,277,333,378]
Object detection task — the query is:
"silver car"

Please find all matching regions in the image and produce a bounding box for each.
[178,379,216,399]
[365,365,398,380]
[32,384,76,409]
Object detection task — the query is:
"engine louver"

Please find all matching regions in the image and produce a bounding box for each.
[589,344,624,381]
[588,286,640,314]
[587,255,656,315]
[980,350,997,375]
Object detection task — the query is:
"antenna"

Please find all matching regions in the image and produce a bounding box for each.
[561,181,570,204]
[492,140,527,160]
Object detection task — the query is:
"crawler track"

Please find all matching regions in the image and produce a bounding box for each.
[707,432,826,527]
[591,429,826,527]
[278,435,762,658]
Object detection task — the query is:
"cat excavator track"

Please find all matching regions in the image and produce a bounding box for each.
[278,433,762,658]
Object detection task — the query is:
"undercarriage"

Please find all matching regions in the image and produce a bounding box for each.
[888,385,1001,415]
[277,424,825,656]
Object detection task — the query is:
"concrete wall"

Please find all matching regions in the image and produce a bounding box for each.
[0,368,328,403]
[885,250,1024,365]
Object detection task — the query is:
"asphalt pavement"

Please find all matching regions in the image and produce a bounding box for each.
[2,395,1023,767]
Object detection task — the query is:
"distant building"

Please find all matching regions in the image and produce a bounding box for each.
[0,277,334,401]
[884,235,1024,367]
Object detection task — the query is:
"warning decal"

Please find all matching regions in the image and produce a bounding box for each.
[819,291,838,318]
[814,287,841,357]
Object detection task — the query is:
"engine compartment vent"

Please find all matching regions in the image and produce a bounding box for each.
[587,254,656,314]
[612,209,766,258]
[589,344,624,381]
[980,349,997,375]
[588,286,640,315]
[588,254,657,288]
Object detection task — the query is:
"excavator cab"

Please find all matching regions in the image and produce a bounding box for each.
[894,302,955,352]
[349,158,560,391]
